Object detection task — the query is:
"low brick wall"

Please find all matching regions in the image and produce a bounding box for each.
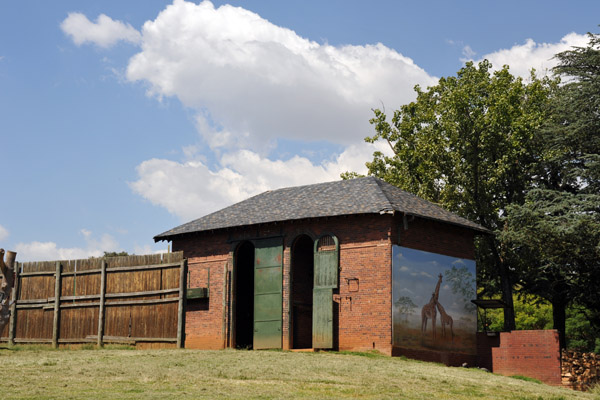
[477,330,561,386]
[562,350,600,391]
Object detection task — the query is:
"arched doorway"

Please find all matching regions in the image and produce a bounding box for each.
[234,241,254,349]
[291,234,314,349]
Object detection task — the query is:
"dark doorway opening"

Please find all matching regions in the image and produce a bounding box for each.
[291,234,314,349]
[235,241,254,349]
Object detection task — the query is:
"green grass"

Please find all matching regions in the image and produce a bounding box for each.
[511,375,543,384]
[0,346,595,399]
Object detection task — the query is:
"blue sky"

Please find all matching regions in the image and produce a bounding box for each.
[1,1,598,261]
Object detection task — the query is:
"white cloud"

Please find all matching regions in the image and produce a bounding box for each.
[15,230,121,262]
[0,224,8,241]
[80,228,92,239]
[133,244,168,255]
[68,1,592,226]
[130,141,387,221]
[61,12,141,48]
[118,0,432,221]
[474,32,589,78]
[125,0,436,151]
[462,45,476,59]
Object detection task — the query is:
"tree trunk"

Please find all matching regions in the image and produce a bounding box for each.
[0,249,17,334]
[551,296,567,349]
[499,260,516,331]
[489,239,516,331]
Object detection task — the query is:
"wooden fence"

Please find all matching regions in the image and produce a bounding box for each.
[1,252,187,348]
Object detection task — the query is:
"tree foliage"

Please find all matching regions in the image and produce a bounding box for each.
[485,295,553,332]
[366,60,553,226]
[500,33,600,348]
[485,296,599,353]
[363,60,555,330]
[103,251,130,257]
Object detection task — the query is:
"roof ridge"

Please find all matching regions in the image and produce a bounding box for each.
[371,177,396,213]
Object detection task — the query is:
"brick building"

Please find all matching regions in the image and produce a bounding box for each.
[154,176,486,362]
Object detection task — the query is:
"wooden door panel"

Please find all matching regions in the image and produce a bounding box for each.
[253,238,283,350]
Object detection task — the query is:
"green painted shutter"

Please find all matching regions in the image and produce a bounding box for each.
[312,235,339,349]
[253,237,283,349]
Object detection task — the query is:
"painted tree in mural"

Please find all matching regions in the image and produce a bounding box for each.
[444,265,476,313]
[357,60,555,330]
[0,249,17,333]
[395,296,417,322]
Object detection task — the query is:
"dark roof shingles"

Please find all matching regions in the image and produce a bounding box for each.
[155,176,486,240]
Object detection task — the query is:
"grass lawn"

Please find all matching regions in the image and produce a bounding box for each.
[0,346,597,399]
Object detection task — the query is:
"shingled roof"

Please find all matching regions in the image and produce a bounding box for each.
[154,176,487,241]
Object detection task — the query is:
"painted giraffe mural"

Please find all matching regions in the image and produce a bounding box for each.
[421,274,442,338]
[392,246,477,354]
[436,299,454,340]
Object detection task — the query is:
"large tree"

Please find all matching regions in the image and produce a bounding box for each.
[363,60,555,330]
[500,190,600,348]
[500,33,600,348]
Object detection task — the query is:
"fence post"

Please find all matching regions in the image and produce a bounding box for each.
[177,259,187,349]
[8,261,20,346]
[97,260,107,347]
[52,261,62,349]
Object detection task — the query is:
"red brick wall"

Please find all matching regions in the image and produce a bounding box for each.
[477,330,562,386]
[171,213,476,356]
[173,232,232,349]
[396,216,476,260]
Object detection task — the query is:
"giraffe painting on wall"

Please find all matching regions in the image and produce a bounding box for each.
[421,274,442,339]
[420,292,437,339]
[436,298,454,340]
[392,246,476,355]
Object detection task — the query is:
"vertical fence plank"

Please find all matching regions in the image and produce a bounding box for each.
[8,262,20,345]
[52,261,62,348]
[177,259,187,348]
[97,260,107,347]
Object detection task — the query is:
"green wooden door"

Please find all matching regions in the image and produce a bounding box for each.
[312,235,339,349]
[253,237,283,349]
